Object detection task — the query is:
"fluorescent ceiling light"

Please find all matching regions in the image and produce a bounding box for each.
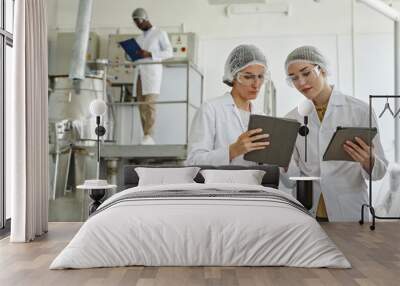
[226,3,290,17]
[358,0,400,21]
[208,0,266,4]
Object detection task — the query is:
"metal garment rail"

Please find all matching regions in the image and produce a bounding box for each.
[360,95,400,230]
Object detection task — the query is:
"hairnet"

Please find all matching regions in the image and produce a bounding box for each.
[284,45,329,75]
[132,8,148,20]
[223,44,267,87]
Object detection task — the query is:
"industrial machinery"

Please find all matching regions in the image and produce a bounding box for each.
[48,31,203,208]
[264,79,277,116]
[49,32,99,77]
[105,31,201,146]
[48,72,114,199]
[107,32,198,85]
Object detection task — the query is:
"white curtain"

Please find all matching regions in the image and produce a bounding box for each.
[7,0,49,242]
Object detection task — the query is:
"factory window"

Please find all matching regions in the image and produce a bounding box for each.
[0,0,14,233]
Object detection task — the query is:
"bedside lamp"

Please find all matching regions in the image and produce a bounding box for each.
[290,99,319,211]
[78,99,116,216]
[89,99,107,179]
[297,99,314,162]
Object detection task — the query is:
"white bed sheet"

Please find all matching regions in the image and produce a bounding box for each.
[50,183,351,269]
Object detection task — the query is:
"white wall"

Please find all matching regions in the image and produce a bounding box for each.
[47,0,399,160]
[201,34,340,115]
[48,0,398,35]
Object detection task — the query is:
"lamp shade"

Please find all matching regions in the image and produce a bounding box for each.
[298,99,314,117]
[89,99,107,116]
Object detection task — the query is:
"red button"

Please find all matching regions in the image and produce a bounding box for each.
[181,47,186,52]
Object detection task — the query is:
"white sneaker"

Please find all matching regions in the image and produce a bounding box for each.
[141,135,155,145]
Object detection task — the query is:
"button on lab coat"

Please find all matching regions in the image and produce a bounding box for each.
[133,27,173,95]
[281,87,388,221]
[186,93,258,166]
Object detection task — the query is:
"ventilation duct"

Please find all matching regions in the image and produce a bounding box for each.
[69,0,94,80]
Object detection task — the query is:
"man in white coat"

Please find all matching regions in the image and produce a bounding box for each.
[132,8,173,145]
[186,44,270,166]
[281,45,388,222]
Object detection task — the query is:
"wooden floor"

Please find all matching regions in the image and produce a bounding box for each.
[0,222,399,286]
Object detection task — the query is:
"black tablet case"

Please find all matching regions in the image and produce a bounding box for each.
[323,127,377,161]
[243,115,301,167]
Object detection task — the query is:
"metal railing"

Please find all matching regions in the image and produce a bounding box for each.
[108,60,204,145]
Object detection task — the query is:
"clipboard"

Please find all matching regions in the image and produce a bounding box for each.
[243,115,301,168]
[119,38,143,62]
[322,127,377,161]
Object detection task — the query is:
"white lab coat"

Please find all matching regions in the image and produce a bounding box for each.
[186,92,259,166]
[133,27,173,95]
[281,87,388,222]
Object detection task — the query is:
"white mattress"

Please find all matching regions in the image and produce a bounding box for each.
[50,183,351,269]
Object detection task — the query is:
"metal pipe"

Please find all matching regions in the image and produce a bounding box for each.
[351,0,356,98]
[96,116,100,179]
[369,95,373,206]
[0,0,5,230]
[335,35,341,91]
[186,63,190,145]
[395,21,400,162]
[357,0,400,21]
[112,100,193,106]
[69,0,94,80]
[106,158,118,190]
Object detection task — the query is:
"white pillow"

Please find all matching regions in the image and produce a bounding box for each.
[135,167,200,186]
[200,169,266,185]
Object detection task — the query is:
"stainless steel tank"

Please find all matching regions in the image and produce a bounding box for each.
[48,75,114,200]
[49,75,113,142]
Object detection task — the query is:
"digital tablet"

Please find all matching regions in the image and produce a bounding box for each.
[322,127,377,161]
[243,115,300,168]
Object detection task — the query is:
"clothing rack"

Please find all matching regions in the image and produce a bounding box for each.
[360,95,400,230]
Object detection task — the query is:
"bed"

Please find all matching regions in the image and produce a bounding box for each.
[50,165,351,269]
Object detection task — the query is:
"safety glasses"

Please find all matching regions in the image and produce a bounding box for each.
[236,71,269,86]
[133,18,145,24]
[286,65,320,87]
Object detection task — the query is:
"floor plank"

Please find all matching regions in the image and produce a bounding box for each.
[0,222,399,286]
